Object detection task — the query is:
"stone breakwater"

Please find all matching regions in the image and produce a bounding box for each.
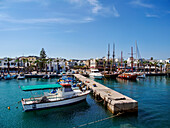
[74,74,138,114]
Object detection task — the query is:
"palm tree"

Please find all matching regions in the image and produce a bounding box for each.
[49,58,53,74]
[124,60,127,70]
[34,60,39,73]
[154,62,158,73]
[118,62,121,69]
[15,58,20,74]
[56,58,59,73]
[103,60,106,74]
[95,59,99,69]
[42,59,48,74]
[6,58,12,74]
[22,58,26,74]
[149,62,153,74]
[142,61,147,73]
[29,61,33,74]
[159,62,164,73]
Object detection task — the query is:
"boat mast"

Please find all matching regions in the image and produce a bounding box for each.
[131,47,133,72]
[113,43,115,71]
[107,44,110,73]
[121,51,123,69]
[136,41,138,60]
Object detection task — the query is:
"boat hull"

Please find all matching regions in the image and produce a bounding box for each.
[22,94,88,111]
[89,75,103,79]
[137,74,146,79]
[118,74,137,80]
[18,77,25,80]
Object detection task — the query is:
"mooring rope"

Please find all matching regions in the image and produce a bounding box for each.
[73,112,123,128]
[0,100,21,110]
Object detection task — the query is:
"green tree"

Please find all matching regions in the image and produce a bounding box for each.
[43,59,48,74]
[34,60,40,73]
[40,48,47,72]
[159,62,164,73]
[118,62,121,68]
[15,58,20,74]
[26,59,29,73]
[154,62,158,73]
[29,61,33,73]
[95,59,99,68]
[5,58,12,74]
[56,58,59,73]
[49,58,53,74]
[124,60,127,70]
[40,48,47,59]
[103,60,106,74]
[22,58,26,74]
[149,62,153,74]
[143,61,147,73]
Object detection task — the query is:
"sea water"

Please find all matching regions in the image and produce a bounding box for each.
[0,76,170,128]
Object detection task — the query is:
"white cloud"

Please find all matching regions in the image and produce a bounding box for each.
[87,0,102,14]
[0,13,94,24]
[130,0,154,8]
[112,5,120,17]
[68,0,102,14]
[146,14,159,18]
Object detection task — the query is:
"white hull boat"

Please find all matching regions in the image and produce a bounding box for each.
[89,75,103,79]
[22,93,88,111]
[89,69,104,79]
[137,74,146,79]
[17,74,25,80]
[20,84,90,111]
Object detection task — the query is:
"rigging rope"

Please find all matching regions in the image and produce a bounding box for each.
[73,112,124,128]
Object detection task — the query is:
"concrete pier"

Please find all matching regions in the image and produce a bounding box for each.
[74,74,138,114]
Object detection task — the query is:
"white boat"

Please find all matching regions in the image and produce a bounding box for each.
[17,74,25,80]
[137,73,146,79]
[42,74,50,79]
[89,69,104,79]
[20,84,90,111]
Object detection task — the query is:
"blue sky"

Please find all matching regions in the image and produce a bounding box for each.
[0,0,170,60]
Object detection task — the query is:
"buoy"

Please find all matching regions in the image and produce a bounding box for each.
[8,106,10,110]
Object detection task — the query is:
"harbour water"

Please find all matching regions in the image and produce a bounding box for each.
[0,76,170,128]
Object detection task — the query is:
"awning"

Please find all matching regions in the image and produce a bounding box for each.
[21,84,62,91]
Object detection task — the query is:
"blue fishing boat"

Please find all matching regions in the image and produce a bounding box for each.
[4,74,12,80]
[11,75,17,79]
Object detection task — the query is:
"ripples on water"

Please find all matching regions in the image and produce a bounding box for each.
[0,76,170,128]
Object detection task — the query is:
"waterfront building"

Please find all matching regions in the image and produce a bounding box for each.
[0,57,19,73]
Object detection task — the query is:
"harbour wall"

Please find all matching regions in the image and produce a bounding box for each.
[74,74,138,114]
